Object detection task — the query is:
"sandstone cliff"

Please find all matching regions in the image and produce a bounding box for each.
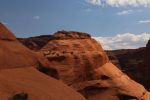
[0,23,86,100]
[18,35,146,84]
[41,31,109,85]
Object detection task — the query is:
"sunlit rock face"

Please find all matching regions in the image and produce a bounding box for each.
[0,23,16,41]
[0,23,86,100]
[40,31,150,100]
[0,23,55,76]
[41,31,109,85]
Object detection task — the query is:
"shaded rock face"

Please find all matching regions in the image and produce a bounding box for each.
[18,38,39,51]
[139,40,150,89]
[106,44,150,90]
[40,31,150,100]
[18,35,54,51]
[106,48,145,82]
[145,40,150,72]
[0,23,86,100]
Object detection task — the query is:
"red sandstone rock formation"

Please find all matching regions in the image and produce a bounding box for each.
[40,31,150,99]
[41,31,109,85]
[0,23,86,100]
[0,23,51,70]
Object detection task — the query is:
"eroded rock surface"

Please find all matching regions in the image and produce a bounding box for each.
[40,31,150,100]
[41,31,109,85]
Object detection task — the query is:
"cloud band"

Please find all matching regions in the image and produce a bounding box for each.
[86,0,150,7]
[93,33,150,50]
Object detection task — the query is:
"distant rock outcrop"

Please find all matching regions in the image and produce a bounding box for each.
[18,35,54,51]
[106,43,150,91]
[40,31,150,100]
[106,48,145,81]
[0,23,86,100]
[138,40,150,89]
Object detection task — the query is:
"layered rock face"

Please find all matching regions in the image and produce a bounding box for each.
[106,42,150,90]
[40,31,150,100]
[106,48,145,81]
[139,40,150,89]
[0,23,86,100]
[41,31,109,85]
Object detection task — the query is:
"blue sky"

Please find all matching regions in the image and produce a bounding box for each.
[1,0,150,49]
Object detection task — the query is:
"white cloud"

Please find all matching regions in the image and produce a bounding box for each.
[117,10,133,15]
[93,33,150,50]
[106,0,150,7]
[85,0,150,7]
[138,20,150,24]
[33,16,40,20]
[85,0,101,6]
